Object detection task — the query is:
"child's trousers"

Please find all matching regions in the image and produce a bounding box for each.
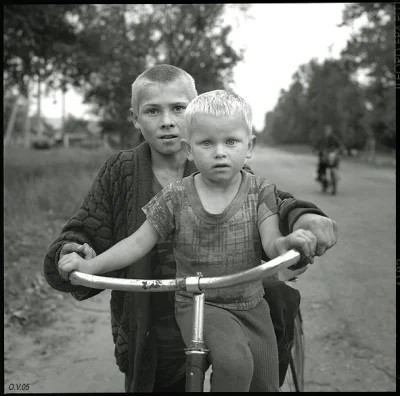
[175,298,280,392]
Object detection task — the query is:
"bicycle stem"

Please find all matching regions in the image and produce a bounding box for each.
[185,292,209,392]
[191,293,206,346]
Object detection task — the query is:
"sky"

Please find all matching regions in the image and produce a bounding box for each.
[38,3,353,131]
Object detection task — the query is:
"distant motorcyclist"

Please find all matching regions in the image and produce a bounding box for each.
[315,125,345,182]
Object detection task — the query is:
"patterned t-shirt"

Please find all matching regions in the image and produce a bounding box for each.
[142,170,279,310]
[150,174,187,387]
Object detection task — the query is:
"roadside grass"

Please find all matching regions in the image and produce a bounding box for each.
[4,146,113,333]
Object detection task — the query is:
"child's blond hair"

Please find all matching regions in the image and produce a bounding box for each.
[184,90,253,138]
[131,64,197,115]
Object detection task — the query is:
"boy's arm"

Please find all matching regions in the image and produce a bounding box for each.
[59,220,160,275]
[43,152,122,301]
[277,195,327,235]
[259,213,317,265]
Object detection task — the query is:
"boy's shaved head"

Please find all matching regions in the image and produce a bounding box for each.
[131,64,198,114]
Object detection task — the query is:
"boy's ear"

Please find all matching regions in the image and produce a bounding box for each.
[246,134,256,159]
[130,108,140,130]
[180,138,194,160]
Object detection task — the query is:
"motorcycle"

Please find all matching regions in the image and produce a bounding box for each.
[317,149,340,195]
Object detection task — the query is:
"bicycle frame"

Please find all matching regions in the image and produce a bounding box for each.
[69,249,302,392]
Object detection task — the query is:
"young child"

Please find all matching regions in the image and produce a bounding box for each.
[59,90,317,392]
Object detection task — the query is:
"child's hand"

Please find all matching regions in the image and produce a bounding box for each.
[276,229,317,264]
[58,252,94,278]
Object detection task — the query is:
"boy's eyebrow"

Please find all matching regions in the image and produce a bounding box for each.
[141,101,189,107]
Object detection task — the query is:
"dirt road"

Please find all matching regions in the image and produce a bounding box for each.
[4,146,395,393]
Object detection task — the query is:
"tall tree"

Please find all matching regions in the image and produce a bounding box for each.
[260,58,368,149]
[4,4,82,95]
[339,3,395,148]
[4,4,84,143]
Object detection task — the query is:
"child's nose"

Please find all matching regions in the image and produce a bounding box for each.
[161,111,174,128]
[214,144,227,158]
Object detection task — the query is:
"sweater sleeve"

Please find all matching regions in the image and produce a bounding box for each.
[278,197,327,236]
[43,152,123,301]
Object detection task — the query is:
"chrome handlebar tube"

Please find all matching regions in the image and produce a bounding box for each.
[69,249,301,292]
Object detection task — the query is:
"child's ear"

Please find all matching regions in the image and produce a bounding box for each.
[246,134,256,159]
[181,139,194,160]
[130,108,140,130]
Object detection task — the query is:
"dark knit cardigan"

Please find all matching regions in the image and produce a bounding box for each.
[43,141,326,392]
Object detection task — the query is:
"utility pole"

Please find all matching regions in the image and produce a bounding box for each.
[36,74,43,139]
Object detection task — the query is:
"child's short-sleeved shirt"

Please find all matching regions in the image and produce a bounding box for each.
[142,170,278,310]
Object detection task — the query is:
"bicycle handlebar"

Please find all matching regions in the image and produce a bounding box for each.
[69,249,301,293]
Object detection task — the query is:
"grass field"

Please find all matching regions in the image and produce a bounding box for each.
[4,146,113,332]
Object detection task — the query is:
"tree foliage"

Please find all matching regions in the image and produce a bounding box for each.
[64,4,248,148]
[4,4,248,148]
[259,3,395,150]
[261,58,368,149]
[3,4,82,95]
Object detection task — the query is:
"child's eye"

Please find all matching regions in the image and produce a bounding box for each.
[173,105,186,112]
[226,139,237,145]
[202,141,212,147]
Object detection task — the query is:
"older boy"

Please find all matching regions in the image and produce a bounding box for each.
[44,64,337,392]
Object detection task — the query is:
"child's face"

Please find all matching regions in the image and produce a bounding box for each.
[131,82,193,156]
[183,114,255,183]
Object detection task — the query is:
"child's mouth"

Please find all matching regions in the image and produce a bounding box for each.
[160,135,178,140]
[213,164,229,168]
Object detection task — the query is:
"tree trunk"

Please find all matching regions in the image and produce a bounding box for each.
[367,136,376,163]
[62,86,66,146]
[36,75,43,139]
[24,79,31,148]
[4,96,20,147]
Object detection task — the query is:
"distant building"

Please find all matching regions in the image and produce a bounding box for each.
[30,115,104,149]
[63,121,103,148]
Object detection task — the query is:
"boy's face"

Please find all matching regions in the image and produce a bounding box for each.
[182,114,255,183]
[131,82,193,156]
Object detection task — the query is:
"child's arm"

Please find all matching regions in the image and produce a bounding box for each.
[259,213,317,264]
[58,220,160,275]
